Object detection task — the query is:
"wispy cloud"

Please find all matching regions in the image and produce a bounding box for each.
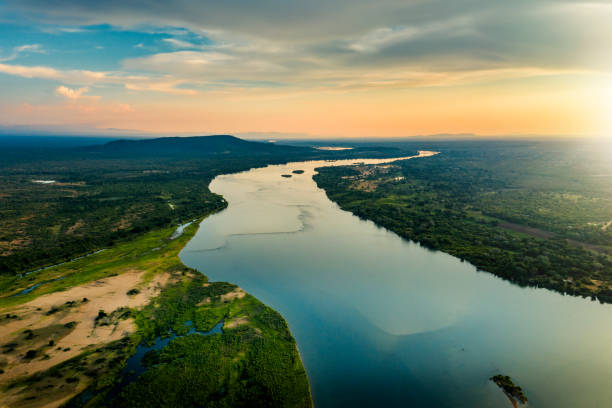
[125,79,198,95]
[162,38,198,49]
[0,44,45,62]
[347,17,475,53]
[0,62,197,95]
[38,26,91,34]
[56,85,89,99]
[56,27,89,33]
[14,44,44,53]
[0,62,59,78]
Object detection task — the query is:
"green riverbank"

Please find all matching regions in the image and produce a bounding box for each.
[0,219,312,408]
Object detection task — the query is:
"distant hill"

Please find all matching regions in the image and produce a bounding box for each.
[82,135,315,157]
[0,134,408,167]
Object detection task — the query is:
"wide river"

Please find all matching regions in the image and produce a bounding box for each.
[181,156,612,408]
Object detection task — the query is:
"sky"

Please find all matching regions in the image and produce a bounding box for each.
[0,0,611,139]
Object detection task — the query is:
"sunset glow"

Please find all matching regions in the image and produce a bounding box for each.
[0,1,611,138]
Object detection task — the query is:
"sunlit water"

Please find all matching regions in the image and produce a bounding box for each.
[181,157,612,408]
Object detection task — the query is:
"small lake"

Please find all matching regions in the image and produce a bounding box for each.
[181,157,612,408]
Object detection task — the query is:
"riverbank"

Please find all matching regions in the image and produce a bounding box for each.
[313,151,612,303]
[0,217,311,407]
[181,154,612,407]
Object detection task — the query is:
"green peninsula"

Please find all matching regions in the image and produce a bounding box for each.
[0,135,353,408]
[0,221,311,407]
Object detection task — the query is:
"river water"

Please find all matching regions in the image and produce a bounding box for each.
[181,156,612,408]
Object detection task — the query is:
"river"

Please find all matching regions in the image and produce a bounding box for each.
[181,155,612,408]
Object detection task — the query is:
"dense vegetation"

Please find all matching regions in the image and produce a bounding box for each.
[0,135,401,276]
[490,375,527,405]
[314,141,612,303]
[0,158,224,275]
[1,221,311,408]
[101,277,311,408]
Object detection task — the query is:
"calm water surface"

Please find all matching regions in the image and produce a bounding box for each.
[181,157,612,408]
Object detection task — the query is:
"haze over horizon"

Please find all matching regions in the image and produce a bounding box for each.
[1,1,611,139]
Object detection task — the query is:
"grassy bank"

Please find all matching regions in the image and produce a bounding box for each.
[0,219,312,408]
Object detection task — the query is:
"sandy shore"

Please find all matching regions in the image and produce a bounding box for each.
[0,270,168,388]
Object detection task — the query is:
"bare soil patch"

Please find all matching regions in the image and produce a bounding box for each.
[220,288,246,303]
[224,317,249,329]
[0,270,168,385]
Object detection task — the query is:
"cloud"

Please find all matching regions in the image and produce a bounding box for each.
[38,26,91,34]
[125,80,198,95]
[162,38,198,49]
[346,17,476,54]
[125,50,232,70]
[56,85,89,99]
[0,62,59,78]
[0,43,45,62]
[115,103,134,112]
[0,62,197,95]
[14,44,44,53]
[56,27,89,33]
[0,0,610,138]
[2,1,607,45]
[0,62,118,82]
[5,0,611,87]
[9,1,612,73]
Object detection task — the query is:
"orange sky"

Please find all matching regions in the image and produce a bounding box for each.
[2,74,607,138]
[0,1,611,138]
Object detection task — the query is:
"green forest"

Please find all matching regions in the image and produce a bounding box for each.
[314,141,612,303]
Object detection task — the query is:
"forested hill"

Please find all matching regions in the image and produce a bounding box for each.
[0,134,405,164]
[81,135,314,157]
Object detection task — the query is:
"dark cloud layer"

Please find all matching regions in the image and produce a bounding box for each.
[1,0,611,88]
[5,0,611,65]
